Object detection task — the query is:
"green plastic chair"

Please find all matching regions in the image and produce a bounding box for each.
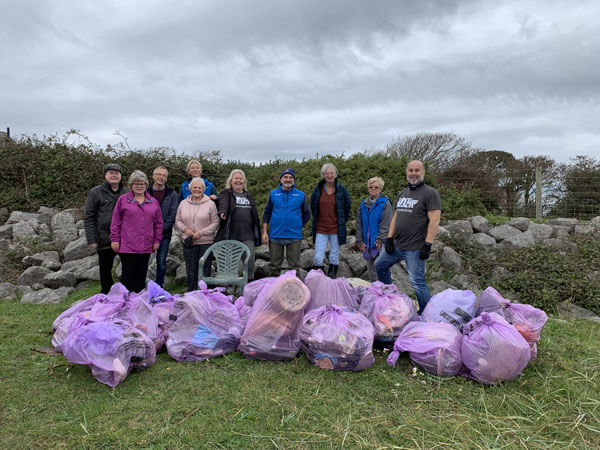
[198,240,251,294]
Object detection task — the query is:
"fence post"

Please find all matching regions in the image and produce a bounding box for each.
[535,166,542,221]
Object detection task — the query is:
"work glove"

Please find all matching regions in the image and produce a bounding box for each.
[419,242,432,260]
[384,238,395,254]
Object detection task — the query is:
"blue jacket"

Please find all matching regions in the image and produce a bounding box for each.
[179,177,216,202]
[262,185,310,239]
[148,185,178,240]
[310,178,351,244]
[359,195,391,249]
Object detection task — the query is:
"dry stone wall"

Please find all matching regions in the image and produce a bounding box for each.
[1,207,599,307]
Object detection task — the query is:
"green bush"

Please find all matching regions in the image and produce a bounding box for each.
[437,184,487,220]
[439,234,600,315]
[497,236,600,314]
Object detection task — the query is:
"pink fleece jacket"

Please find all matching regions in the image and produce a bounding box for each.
[175,195,218,245]
[110,192,163,253]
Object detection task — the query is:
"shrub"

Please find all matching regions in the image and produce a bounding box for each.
[439,234,600,315]
[497,237,600,314]
[437,184,487,220]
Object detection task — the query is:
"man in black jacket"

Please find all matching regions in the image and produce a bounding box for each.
[84,163,127,294]
[148,166,178,287]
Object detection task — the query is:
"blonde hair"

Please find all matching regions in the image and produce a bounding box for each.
[186,160,202,174]
[128,170,149,188]
[225,169,247,189]
[367,177,384,189]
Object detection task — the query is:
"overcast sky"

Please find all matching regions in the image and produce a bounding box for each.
[1,0,598,163]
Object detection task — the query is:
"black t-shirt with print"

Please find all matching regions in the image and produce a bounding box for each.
[230,191,255,241]
[393,183,441,250]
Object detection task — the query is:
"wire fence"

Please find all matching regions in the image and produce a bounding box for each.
[438,166,600,220]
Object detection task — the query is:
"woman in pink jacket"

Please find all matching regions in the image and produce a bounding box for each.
[175,177,219,291]
[110,170,163,292]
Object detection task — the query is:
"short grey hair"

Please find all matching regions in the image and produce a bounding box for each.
[128,170,149,188]
[189,177,206,190]
[320,163,338,178]
[153,166,168,176]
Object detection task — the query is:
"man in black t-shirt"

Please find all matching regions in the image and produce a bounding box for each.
[374,160,441,312]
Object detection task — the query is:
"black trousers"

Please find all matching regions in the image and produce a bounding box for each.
[119,253,151,293]
[97,247,117,294]
[183,244,212,292]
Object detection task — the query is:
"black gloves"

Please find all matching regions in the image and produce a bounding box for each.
[419,242,432,260]
[384,238,395,254]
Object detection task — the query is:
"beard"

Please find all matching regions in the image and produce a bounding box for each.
[407,175,424,185]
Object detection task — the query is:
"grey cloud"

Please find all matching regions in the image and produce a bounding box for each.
[1,0,599,165]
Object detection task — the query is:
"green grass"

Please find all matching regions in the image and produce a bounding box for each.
[1,290,599,449]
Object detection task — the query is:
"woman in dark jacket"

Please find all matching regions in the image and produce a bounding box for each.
[216,169,261,280]
[310,163,351,278]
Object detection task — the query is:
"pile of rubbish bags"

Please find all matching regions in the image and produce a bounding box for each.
[52,269,547,386]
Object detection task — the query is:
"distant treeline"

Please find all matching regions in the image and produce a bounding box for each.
[0,132,480,220]
[3,131,598,220]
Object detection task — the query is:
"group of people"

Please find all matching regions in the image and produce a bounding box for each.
[84,159,440,312]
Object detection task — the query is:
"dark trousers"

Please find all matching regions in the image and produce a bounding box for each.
[268,240,301,276]
[183,244,211,292]
[97,247,117,294]
[119,253,151,293]
[154,237,171,287]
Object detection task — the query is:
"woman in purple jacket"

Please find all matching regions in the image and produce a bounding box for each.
[110,170,163,292]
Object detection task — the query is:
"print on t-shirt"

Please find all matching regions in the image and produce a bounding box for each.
[396,197,419,213]
[235,194,251,208]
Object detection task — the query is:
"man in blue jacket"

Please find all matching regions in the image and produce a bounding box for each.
[148,166,179,286]
[262,169,311,275]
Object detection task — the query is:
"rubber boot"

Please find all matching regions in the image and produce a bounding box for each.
[312,265,324,272]
[327,264,338,279]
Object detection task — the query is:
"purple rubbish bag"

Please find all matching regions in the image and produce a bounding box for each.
[52,283,132,352]
[386,321,463,376]
[358,282,417,341]
[235,297,252,330]
[461,312,531,384]
[304,269,359,311]
[477,287,547,359]
[62,320,156,387]
[239,271,310,361]
[300,304,375,371]
[421,289,477,331]
[145,282,178,344]
[52,294,105,352]
[118,290,161,350]
[166,289,242,362]
[242,277,276,306]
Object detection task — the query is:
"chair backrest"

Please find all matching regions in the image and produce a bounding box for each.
[205,240,250,276]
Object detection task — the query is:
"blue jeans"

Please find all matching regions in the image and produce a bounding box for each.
[374,248,430,312]
[155,237,171,287]
[314,233,340,265]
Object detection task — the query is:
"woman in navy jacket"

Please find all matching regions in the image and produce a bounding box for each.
[310,163,350,278]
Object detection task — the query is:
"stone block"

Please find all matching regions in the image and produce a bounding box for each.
[17,266,52,286]
[506,217,530,231]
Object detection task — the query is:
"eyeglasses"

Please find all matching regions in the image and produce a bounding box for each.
[368,185,381,190]
[132,182,147,186]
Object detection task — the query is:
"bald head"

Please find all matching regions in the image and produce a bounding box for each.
[406,160,425,185]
